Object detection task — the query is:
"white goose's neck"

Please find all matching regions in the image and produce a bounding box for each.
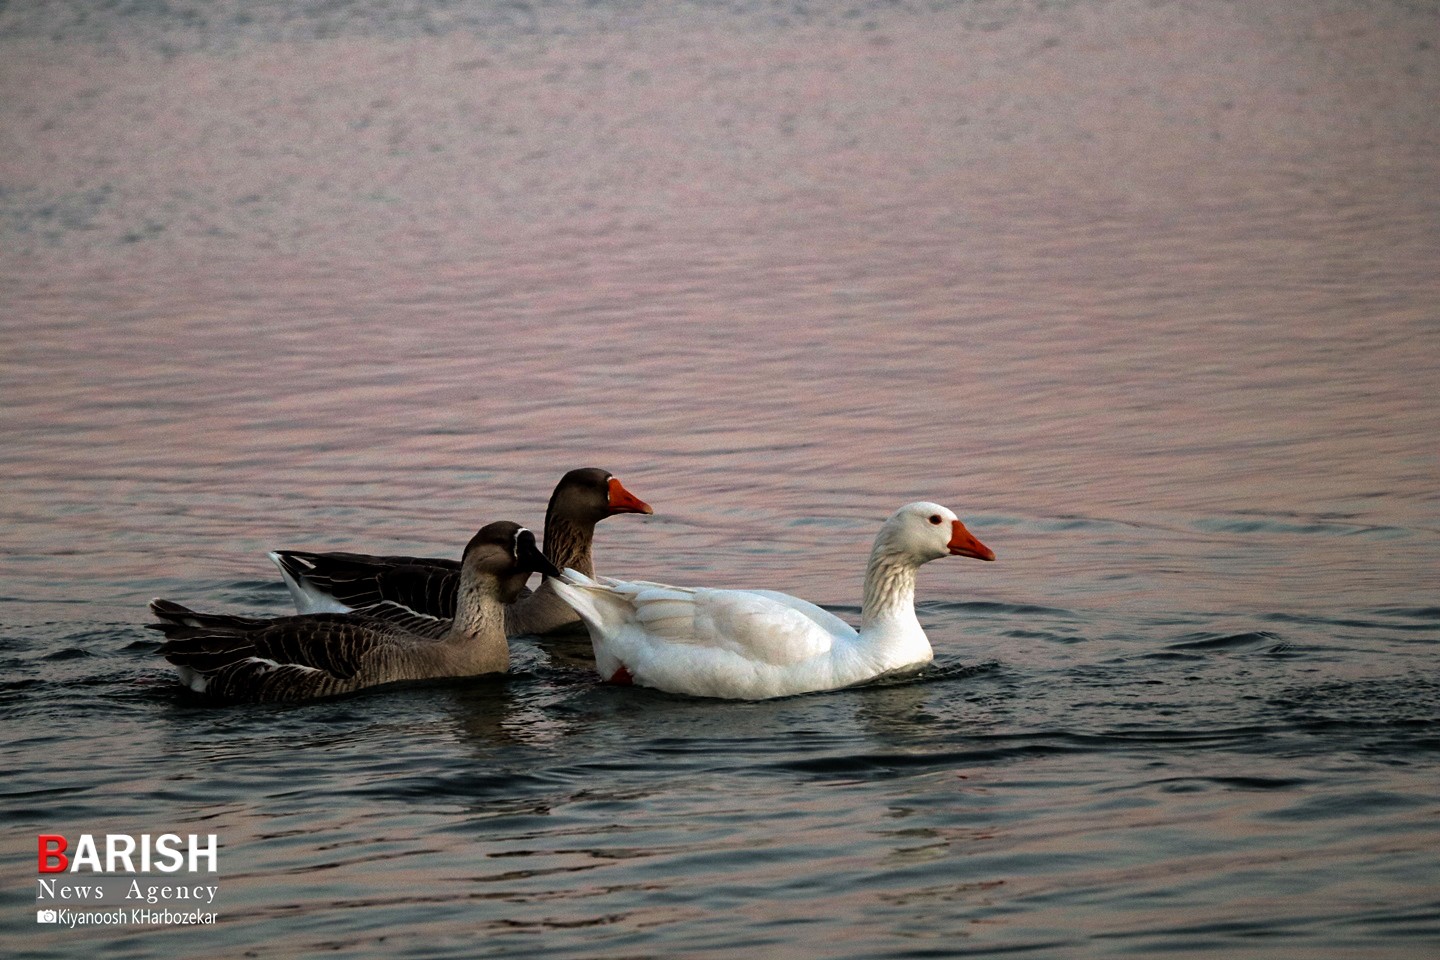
[855,546,933,673]
[860,549,920,632]
[852,532,933,676]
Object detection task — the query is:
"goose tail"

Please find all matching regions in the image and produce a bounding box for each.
[268,551,355,614]
[147,601,264,696]
[550,568,629,632]
[149,598,269,631]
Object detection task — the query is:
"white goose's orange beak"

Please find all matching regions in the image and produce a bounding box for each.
[607,476,654,516]
[948,520,995,561]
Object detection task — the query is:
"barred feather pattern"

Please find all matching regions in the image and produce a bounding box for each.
[270,552,461,639]
[269,466,648,639]
[149,604,468,702]
[149,520,546,702]
[272,483,616,637]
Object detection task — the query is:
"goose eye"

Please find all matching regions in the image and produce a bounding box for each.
[929,515,942,525]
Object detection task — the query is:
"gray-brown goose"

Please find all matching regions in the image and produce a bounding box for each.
[150,522,560,703]
[268,468,652,639]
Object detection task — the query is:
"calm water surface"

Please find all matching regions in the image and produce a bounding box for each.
[2,1,1438,957]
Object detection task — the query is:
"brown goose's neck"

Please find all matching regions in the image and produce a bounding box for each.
[542,511,597,576]
[446,577,510,657]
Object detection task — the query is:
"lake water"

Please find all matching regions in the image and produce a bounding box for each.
[2,1,1438,956]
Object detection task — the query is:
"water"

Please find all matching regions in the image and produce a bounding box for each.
[3,0,1438,956]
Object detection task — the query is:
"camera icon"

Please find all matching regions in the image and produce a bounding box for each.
[37,909,58,923]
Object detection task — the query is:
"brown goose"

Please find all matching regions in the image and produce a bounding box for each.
[268,468,652,639]
[150,522,560,703]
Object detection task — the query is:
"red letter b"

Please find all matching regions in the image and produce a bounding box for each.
[38,835,68,873]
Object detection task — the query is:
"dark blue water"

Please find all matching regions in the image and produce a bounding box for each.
[3,1,1438,956]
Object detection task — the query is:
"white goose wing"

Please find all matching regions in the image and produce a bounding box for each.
[735,590,857,640]
[609,582,838,667]
[599,576,856,641]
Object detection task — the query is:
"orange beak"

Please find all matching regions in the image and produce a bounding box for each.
[948,520,995,561]
[607,477,654,516]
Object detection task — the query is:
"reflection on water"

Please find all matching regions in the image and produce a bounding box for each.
[2,0,1438,956]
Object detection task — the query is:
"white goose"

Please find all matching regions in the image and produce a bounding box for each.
[550,502,995,699]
